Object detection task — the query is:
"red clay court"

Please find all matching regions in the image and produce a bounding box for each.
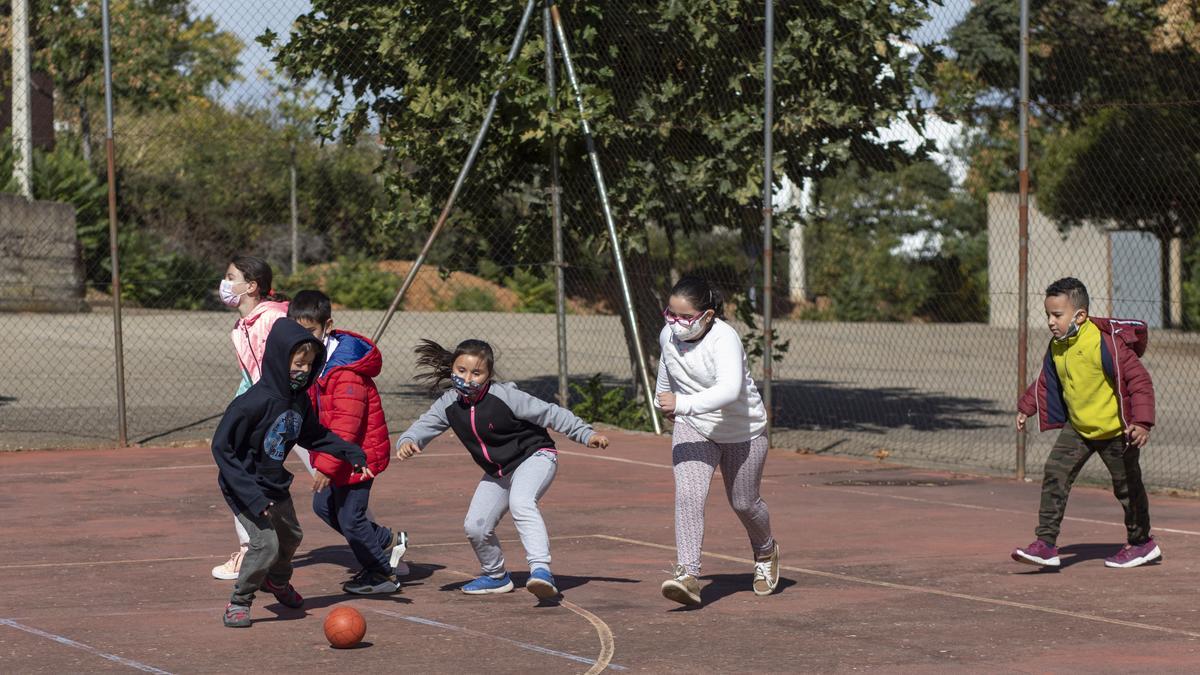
[3,428,1200,673]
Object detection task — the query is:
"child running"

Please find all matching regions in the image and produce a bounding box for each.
[395,339,609,600]
[212,256,290,581]
[655,275,780,606]
[287,290,407,594]
[1013,277,1159,569]
[212,318,373,627]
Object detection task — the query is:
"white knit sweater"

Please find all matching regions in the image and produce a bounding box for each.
[656,319,767,443]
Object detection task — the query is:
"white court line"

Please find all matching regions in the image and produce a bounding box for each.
[0,618,175,674]
[557,450,671,470]
[371,609,626,671]
[0,464,215,479]
[593,534,1200,640]
[819,486,1200,537]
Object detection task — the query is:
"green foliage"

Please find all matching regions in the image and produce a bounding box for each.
[731,293,790,368]
[570,374,654,433]
[503,267,557,314]
[805,161,986,322]
[322,259,401,310]
[108,229,212,309]
[438,287,499,313]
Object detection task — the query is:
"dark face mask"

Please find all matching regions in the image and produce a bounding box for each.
[451,374,483,400]
[289,370,309,390]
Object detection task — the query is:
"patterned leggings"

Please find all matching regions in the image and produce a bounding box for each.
[672,419,774,576]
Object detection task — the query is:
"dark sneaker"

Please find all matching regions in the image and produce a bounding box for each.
[223,602,251,628]
[526,568,559,600]
[1011,539,1060,567]
[1105,539,1162,568]
[461,572,514,595]
[262,579,304,608]
[661,564,701,606]
[344,570,401,595]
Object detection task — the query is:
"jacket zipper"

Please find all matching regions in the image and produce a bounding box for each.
[470,404,503,477]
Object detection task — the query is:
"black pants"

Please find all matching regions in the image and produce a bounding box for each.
[1035,426,1151,546]
[312,479,393,574]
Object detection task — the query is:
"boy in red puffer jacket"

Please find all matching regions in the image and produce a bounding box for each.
[289,290,407,595]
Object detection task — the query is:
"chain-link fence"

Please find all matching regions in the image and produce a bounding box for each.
[3,1,1200,489]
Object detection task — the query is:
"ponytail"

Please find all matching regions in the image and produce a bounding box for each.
[230,256,287,302]
[413,338,498,393]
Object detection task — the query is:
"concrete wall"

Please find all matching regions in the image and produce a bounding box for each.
[0,194,88,312]
[988,193,1111,327]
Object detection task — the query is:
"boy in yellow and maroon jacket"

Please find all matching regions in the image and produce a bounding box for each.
[1012,277,1158,570]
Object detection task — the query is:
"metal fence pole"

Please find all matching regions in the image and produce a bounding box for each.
[549,3,662,435]
[761,0,775,442]
[11,0,33,198]
[1016,0,1031,481]
[372,0,538,344]
[545,7,569,408]
[101,0,129,447]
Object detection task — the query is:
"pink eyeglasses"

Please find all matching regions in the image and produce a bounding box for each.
[662,307,705,326]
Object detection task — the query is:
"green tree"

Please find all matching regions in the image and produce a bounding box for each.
[267,0,940,366]
[0,0,243,163]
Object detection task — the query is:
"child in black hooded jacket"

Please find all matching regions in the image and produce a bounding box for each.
[212,318,372,628]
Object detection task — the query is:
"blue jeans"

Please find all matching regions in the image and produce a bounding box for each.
[312,480,393,574]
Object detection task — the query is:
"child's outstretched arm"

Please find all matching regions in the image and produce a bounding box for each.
[297,410,370,475]
[494,382,607,448]
[211,406,271,516]
[396,391,456,460]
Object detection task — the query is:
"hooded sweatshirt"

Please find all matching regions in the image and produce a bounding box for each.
[212,319,368,516]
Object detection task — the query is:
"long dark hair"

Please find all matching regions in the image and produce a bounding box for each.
[231,255,288,302]
[669,275,724,319]
[414,338,497,392]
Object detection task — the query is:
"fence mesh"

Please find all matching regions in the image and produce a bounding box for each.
[3,0,1200,489]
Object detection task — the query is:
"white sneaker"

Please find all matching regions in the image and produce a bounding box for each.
[212,548,246,580]
[388,531,409,570]
[753,543,780,596]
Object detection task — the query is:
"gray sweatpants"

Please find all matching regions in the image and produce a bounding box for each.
[231,497,304,606]
[672,419,774,576]
[464,450,558,577]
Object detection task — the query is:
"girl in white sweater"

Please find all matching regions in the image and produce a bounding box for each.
[654,276,779,606]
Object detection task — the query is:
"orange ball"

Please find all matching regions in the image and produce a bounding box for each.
[323,606,366,649]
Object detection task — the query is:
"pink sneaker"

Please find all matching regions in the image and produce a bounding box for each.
[1012,539,1060,567]
[1104,539,1162,568]
[262,579,304,608]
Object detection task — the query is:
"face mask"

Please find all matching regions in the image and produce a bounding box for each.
[668,313,709,341]
[451,374,484,401]
[219,279,247,308]
[1054,312,1084,342]
[289,370,308,390]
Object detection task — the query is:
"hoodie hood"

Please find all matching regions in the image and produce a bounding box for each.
[1089,317,1148,357]
[261,318,325,399]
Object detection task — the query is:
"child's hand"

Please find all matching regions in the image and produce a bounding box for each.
[1126,424,1150,448]
[1016,412,1027,431]
[354,465,376,479]
[588,434,609,449]
[312,472,331,493]
[656,392,676,416]
[397,441,422,460]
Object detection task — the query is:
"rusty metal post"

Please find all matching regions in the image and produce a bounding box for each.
[101,0,128,447]
[761,0,776,442]
[1016,0,1030,481]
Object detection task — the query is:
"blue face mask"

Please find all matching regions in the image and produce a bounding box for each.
[451,374,484,400]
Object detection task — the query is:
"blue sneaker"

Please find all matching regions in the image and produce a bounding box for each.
[526,568,559,600]
[461,572,514,595]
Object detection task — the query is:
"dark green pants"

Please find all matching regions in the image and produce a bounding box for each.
[231,497,303,606]
[1035,426,1151,546]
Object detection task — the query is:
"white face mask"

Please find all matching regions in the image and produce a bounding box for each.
[219,279,247,308]
[1054,312,1084,342]
[669,314,709,341]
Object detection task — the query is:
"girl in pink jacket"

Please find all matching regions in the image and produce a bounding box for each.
[212,256,289,580]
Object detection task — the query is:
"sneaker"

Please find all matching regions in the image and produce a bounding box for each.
[262,579,304,608]
[222,602,251,628]
[212,548,246,580]
[526,568,559,600]
[461,572,514,595]
[1105,538,1162,568]
[386,530,409,571]
[1011,539,1061,567]
[753,543,781,596]
[661,564,701,606]
[344,569,401,595]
